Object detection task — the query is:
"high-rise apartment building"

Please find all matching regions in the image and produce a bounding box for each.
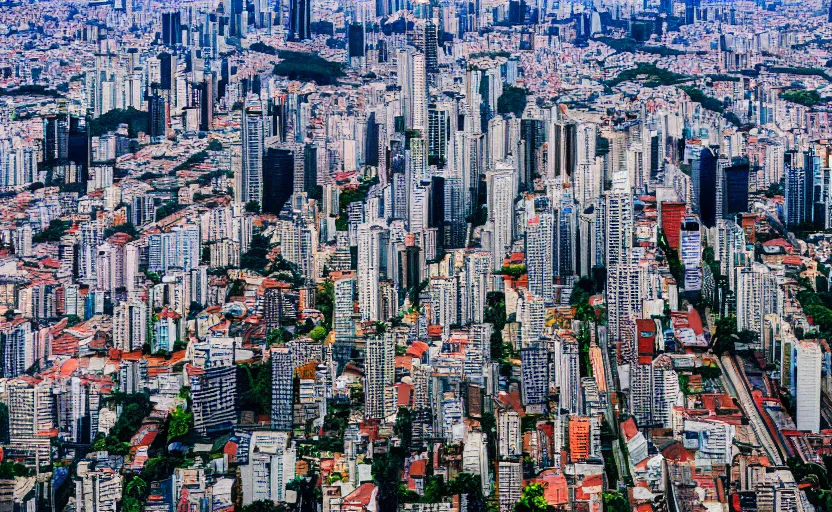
[796,340,821,433]
[356,224,386,321]
[113,301,147,352]
[526,212,554,301]
[735,263,777,345]
[364,334,394,420]
[191,365,237,435]
[271,347,294,431]
[605,191,633,267]
[679,217,702,291]
[487,163,516,270]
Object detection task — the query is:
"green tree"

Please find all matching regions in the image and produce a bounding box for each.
[480,412,498,463]
[0,463,29,479]
[372,451,403,511]
[711,316,741,355]
[241,233,272,272]
[780,89,822,107]
[91,433,129,455]
[422,475,447,503]
[88,107,149,137]
[448,472,484,501]
[398,484,421,503]
[788,457,830,489]
[309,325,328,342]
[267,328,287,345]
[602,490,630,512]
[155,200,184,222]
[272,50,345,85]
[122,497,143,512]
[514,483,547,512]
[125,476,148,500]
[238,364,273,415]
[317,280,334,329]
[497,86,528,117]
[498,264,527,278]
[485,292,507,361]
[103,392,153,442]
[104,222,139,239]
[168,406,192,438]
[141,455,184,483]
[394,407,413,453]
[145,271,162,285]
[33,219,70,243]
[245,200,261,213]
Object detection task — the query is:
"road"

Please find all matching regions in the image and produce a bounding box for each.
[597,325,632,484]
[705,307,785,464]
[717,355,784,465]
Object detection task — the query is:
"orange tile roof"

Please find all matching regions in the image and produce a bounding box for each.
[396,382,413,407]
[409,459,427,478]
[59,358,79,376]
[343,483,377,507]
[621,417,639,440]
[406,341,428,358]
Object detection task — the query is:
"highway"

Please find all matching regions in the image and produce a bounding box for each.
[717,355,785,465]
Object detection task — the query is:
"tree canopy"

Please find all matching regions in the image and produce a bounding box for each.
[515,483,548,512]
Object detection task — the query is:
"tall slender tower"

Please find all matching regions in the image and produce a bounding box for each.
[604,191,633,267]
[486,162,516,270]
[242,101,264,207]
[289,0,311,40]
[365,334,395,420]
[526,211,554,301]
[271,347,294,431]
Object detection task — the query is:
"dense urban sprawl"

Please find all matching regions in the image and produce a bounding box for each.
[0,0,832,511]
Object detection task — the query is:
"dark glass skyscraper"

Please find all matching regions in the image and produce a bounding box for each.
[44,113,69,164]
[289,0,311,41]
[694,146,717,227]
[430,176,445,250]
[67,115,89,184]
[365,113,379,166]
[161,12,182,45]
[303,143,317,194]
[424,21,438,72]
[148,94,167,141]
[520,119,545,189]
[199,77,213,132]
[263,147,295,214]
[348,23,365,60]
[158,52,174,90]
[722,161,750,220]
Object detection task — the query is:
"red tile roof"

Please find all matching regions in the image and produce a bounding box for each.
[621,417,639,441]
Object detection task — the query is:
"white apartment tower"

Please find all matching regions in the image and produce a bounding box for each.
[796,340,822,433]
[242,101,264,206]
[604,191,633,267]
[486,163,516,270]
